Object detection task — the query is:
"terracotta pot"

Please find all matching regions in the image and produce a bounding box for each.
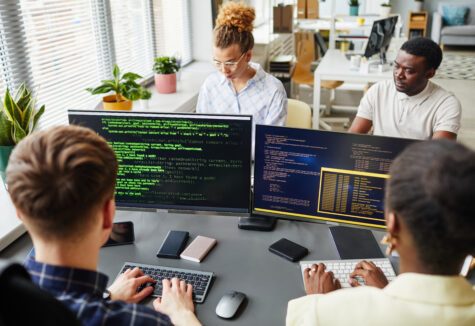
[155,73,177,94]
[102,94,132,111]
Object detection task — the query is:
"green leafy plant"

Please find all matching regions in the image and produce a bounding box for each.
[348,0,359,6]
[86,64,151,103]
[381,1,391,7]
[153,56,180,75]
[0,83,45,146]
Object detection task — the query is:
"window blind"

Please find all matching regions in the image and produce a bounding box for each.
[0,0,193,130]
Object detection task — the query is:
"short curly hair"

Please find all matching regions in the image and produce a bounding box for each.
[400,37,443,70]
[214,1,255,52]
[386,140,475,274]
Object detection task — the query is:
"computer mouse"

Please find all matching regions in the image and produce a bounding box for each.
[215,291,247,319]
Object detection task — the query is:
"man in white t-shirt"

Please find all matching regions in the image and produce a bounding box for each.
[348,37,461,140]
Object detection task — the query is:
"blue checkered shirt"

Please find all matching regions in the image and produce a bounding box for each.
[196,62,287,127]
[24,255,171,326]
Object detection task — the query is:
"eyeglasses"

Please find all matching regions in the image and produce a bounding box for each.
[213,52,245,71]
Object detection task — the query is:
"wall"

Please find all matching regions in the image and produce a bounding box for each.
[191,0,213,61]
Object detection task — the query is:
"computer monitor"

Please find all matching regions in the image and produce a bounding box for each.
[364,15,399,64]
[68,111,252,214]
[252,125,417,230]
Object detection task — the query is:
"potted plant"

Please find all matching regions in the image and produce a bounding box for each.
[86,64,151,111]
[348,0,359,16]
[153,56,180,94]
[414,0,423,12]
[0,83,45,185]
[380,1,392,17]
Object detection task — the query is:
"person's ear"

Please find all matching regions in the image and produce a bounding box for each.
[245,50,252,62]
[15,209,23,221]
[386,211,401,240]
[102,198,115,230]
[425,68,435,79]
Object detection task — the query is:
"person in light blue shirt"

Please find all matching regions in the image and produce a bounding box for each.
[196,1,287,127]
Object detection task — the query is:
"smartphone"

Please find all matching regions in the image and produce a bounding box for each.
[103,221,135,247]
[180,236,217,262]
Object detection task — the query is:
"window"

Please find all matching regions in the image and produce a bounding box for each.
[0,0,192,129]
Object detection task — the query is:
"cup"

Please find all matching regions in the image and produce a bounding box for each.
[350,55,361,68]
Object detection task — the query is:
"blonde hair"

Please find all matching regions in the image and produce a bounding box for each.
[214,1,255,52]
[6,125,118,239]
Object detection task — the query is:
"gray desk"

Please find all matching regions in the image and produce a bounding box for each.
[1,209,391,326]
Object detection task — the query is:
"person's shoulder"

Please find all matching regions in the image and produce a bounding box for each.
[428,81,461,108]
[258,69,286,94]
[202,71,224,89]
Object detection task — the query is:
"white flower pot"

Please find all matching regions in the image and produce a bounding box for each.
[380,6,391,17]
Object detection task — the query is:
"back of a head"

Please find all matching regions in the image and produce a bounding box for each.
[214,1,255,52]
[386,140,475,274]
[400,37,443,70]
[6,125,118,240]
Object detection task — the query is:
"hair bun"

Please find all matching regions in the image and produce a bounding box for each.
[216,1,255,33]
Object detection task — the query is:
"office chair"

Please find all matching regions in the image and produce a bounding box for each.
[286,99,312,129]
[0,260,81,326]
[291,35,350,131]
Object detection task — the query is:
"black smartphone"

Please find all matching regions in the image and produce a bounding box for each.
[103,221,135,247]
[156,230,189,259]
[269,238,308,262]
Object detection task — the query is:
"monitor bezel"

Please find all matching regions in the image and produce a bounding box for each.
[68,110,253,214]
[251,125,419,231]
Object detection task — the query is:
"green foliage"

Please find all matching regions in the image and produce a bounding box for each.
[381,1,391,7]
[86,64,151,102]
[348,0,359,6]
[153,56,180,75]
[0,83,45,146]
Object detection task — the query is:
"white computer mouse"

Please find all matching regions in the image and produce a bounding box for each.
[215,291,247,319]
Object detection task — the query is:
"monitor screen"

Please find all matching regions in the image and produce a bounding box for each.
[68,111,252,213]
[364,15,398,61]
[252,125,417,229]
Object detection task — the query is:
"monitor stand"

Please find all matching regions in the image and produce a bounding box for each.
[330,226,385,259]
[238,216,277,231]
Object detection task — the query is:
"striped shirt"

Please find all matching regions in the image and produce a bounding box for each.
[24,255,171,326]
[196,62,287,127]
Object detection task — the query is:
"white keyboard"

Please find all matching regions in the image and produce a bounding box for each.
[300,258,396,288]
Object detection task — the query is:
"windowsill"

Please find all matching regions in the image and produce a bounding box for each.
[136,61,215,113]
[0,180,26,252]
[0,61,215,252]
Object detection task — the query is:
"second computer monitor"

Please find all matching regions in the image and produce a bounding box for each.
[364,15,398,63]
[253,125,417,229]
[68,111,252,213]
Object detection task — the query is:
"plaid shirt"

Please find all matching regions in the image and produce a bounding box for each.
[24,255,171,326]
[196,62,287,127]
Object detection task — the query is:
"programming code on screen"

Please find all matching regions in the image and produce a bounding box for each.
[69,111,252,213]
[253,126,416,228]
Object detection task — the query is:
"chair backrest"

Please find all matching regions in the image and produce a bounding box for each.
[286,99,312,129]
[0,260,82,326]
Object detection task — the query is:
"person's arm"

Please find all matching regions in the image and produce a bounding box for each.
[153,278,201,326]
[195,84,209,113]
[432,130,457,140]
[265,87,287,126]
[348,116,373,134]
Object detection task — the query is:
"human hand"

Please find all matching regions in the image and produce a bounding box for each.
[303,263,341,295]
[153,278,201,326]
[349,260,388,289]
[107,267,155,303]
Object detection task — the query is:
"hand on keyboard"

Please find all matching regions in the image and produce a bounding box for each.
[108,266,156,303]
[303,263,342,295]
[349,260,389,289]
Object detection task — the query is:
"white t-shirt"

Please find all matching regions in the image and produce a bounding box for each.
[356,79,461,139]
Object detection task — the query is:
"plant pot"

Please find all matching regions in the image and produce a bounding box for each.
[340,41,350,52]
[155,73,177,94]
[102,94,133,111]
[349,6,359,16]
[0,145,14,187]
[414,2,423,11]
[380,6,391,17]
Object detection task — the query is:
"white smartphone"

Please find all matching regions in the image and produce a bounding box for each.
[180,236,217,262]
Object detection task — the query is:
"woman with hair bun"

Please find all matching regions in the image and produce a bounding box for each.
[197,1,287,127]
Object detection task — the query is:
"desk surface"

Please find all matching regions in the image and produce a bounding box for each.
[0,209,393,326]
